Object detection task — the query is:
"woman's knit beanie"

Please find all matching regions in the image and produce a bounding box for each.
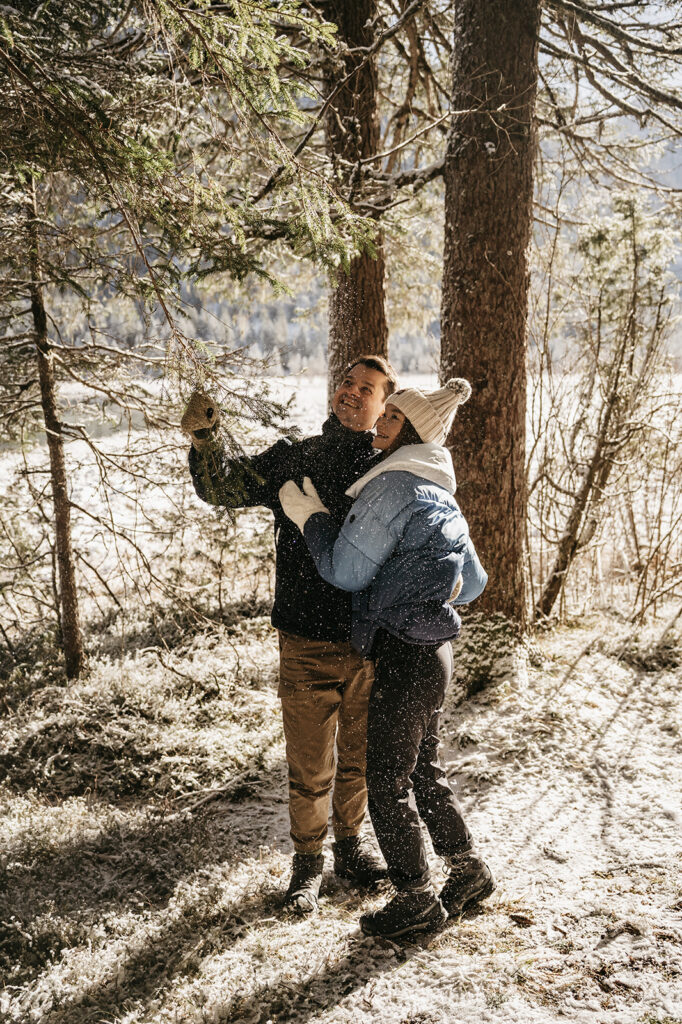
[388,378,472,444]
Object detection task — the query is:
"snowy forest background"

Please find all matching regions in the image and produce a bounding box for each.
[1,3,682,1023]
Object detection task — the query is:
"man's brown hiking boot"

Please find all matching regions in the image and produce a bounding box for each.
[283,853,324,914]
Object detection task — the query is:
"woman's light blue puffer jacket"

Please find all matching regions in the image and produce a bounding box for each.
[303,443,488,655]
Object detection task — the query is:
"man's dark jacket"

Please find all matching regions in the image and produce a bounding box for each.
[188,414,379,641]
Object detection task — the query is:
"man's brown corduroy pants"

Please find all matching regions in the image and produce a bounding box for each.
[278,632,374,854]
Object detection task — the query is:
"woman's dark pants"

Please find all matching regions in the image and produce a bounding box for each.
[366,630,472,890]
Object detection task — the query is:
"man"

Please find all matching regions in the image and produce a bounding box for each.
[181,356,398,913]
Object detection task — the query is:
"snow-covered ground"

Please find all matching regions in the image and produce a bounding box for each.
[1,612,680,1023]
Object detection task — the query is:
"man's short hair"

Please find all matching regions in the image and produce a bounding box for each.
[346,354,398,399]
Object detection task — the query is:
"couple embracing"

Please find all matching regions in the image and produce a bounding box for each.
[181,356,494,940]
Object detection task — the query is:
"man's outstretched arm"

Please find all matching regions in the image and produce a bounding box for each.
[189,440,300,509]
[182,390,295,510]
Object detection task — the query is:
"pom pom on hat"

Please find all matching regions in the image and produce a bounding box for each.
[445,378,472,403]
[389,376,472,445]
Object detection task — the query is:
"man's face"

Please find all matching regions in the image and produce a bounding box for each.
[331,364,389,432]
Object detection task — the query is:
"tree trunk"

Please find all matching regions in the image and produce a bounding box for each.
[27,185,85,678]
[440,0,541,627]
[324,0,388,403]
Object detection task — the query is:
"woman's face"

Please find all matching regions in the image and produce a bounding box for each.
[372,405,406,450]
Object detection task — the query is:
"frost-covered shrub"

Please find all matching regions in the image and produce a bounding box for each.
[596,625,681,672]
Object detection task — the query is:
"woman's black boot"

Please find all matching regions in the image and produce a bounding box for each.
[359,885,447,939]
[439,851,495,915]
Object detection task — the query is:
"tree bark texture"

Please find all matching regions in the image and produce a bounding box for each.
[28,190,85,678]
[440,0,541,627]
[324,0,388,403]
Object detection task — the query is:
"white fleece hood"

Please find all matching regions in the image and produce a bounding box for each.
[345,443,457,499]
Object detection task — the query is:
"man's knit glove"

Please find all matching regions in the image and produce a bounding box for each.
[181,391,221,449]
[279,477,329,533]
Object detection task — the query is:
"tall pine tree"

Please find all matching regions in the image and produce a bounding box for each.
[440,0,541,627]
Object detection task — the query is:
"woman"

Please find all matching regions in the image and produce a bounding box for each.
[279,378,494,939]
